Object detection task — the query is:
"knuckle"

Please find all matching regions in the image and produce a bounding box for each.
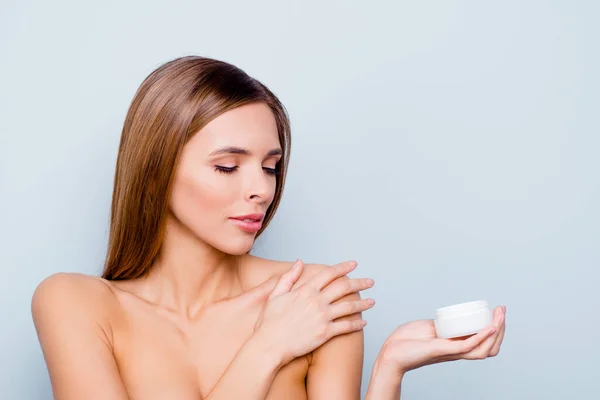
[317,308,329,321]
[298,285,312,296]
[346,301,357,313]
[338,262,352,275]
[343,279,352,292]
[307,296,320,309]
[316,325,329,340]
[332,265,343,276]
[336,261,348,270]
[340,321,351,332]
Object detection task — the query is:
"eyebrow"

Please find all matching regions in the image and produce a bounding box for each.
[209,146,283,157]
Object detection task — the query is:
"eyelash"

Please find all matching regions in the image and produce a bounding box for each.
[215,166,280,176]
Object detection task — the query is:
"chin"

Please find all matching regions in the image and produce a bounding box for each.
[213,236,255,256]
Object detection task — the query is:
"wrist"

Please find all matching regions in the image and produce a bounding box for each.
[365,351,404,400]
[249,329,286,371]
[376,342,407,378]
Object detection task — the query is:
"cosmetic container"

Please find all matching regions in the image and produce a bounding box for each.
[434,300,492,339]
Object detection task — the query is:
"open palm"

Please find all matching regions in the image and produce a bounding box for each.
[380,306,506,374]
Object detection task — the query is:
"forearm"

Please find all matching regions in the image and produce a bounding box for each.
[364,353,404,400]
[206,332,283,400]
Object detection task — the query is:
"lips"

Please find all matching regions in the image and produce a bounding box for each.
[229,213,264,223]
[229,213,264,233]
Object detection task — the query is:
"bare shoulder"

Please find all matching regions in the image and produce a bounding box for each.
[245,255,357,293]
[31,273,130,398]
[31,273,118,341]
[246,255,326,281]
[32,272,117,309]
[248,257,366,397]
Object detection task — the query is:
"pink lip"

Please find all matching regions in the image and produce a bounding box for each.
[229,218,263,233]
[229,213,265,233]
[230,213,264,222]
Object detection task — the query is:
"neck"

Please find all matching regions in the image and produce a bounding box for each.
[138,214,247,319]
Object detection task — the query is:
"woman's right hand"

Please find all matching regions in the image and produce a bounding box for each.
[254,259,375,366]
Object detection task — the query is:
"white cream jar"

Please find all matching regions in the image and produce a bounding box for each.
[434,300,493,339]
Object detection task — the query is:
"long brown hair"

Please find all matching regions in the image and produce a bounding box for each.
[101,56,291,281]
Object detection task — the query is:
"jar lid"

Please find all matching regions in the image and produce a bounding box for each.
[435,300,489,319]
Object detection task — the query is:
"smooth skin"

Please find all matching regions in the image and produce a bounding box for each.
[32,258,373,400]
[32,102,506,399]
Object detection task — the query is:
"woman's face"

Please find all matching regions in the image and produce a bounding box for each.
[168,102,282,255]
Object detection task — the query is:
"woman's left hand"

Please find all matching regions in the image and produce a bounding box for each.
[378,306,506,375]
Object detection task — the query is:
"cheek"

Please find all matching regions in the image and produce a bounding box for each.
[169,171,256,254]
[170,170,232,225]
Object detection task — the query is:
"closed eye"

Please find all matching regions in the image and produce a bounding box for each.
[215,166,280,176]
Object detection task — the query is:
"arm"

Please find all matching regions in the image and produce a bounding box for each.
[208,261,371,400]
[364,350,404,400]
[301,265,403,400]
[305,290,365,400]
[365,306,507,399]
[298,260,373,400]
[210,260,377,399]
[204,331,285,399]
[31,273,130,400]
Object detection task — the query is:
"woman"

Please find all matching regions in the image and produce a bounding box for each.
[32,55,506,399]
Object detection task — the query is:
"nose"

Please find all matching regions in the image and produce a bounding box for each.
[245,165,273,204]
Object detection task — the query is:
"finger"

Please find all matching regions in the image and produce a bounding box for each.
[305,261,358,291]
[245,277,277,302]
[321,277,374,303]
[327,318,368,339]
[329,298,376,320]
[459,306,505,358]
[437,325,496,356]
[490,310,506,357]
[268,260,304,300]
[463,329,499,360]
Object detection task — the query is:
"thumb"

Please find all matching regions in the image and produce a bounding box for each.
[268,259,304,300]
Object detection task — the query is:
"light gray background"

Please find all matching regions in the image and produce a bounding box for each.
[1,1,598,399]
